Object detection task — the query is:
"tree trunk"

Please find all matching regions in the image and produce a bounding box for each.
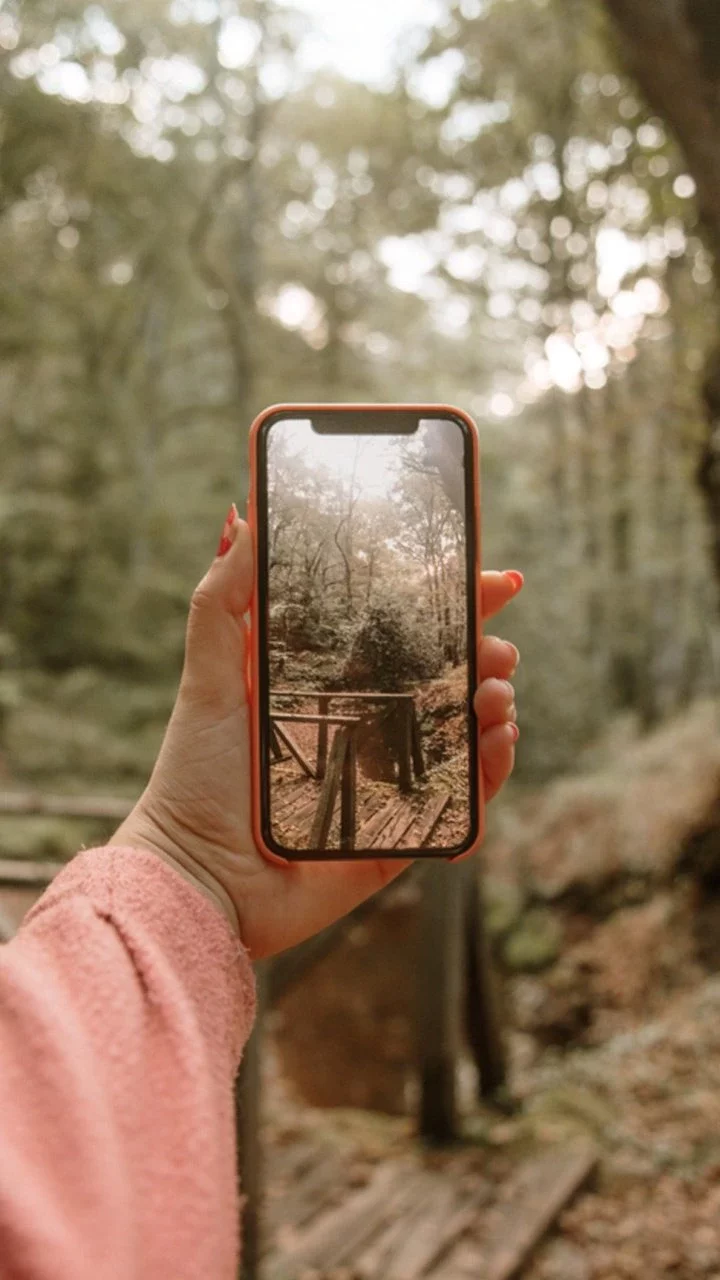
[603,0,720,593]
[698,348,720,595]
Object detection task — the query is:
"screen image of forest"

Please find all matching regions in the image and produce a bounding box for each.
[264,416,473,855]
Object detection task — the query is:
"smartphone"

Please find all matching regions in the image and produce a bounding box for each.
[248,404,482,861]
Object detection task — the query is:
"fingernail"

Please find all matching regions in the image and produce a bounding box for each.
[502,680,515,699]
[217,504,238,558]
[505,570,524,593]
[504,641,520,670]
[508,723,519,743]
[508,703,517,722]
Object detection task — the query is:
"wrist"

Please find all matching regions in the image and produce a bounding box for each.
[112,804,242,939]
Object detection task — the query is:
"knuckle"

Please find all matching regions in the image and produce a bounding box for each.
[189,579,215,618]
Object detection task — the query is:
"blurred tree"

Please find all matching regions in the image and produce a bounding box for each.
[602,0,720,588]
[0,0,715,792]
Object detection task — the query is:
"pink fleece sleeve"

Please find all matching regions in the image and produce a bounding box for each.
[0,845,256,1280]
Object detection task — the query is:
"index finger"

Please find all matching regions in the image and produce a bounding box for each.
[481,570,523,620]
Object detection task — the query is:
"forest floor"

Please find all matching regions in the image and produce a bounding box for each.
[262,973,720,1279]
[3,688,720,1275]
[265,700,720,1278]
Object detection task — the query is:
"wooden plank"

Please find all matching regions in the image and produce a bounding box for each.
[272,722,315,779]
[273,690,414,701]
[355,791,386,828]
[275,1162,401,1274]
[386,1181,458,1279]
[265,1137,319,1188]
[0,792,132,820]
[270,723,284,761]
[419,1186,493,1273]
[309,728,347,849]
[340,730,357,851]
[371,800,415,851]
[270,779,309,822]
[316,694,330,779]
[0,858,65,886]
[383,1183,490,1279]
[283,792,322,828]
[266,1147,345,1236]
[412,790,451,849]
[410,704,426,778]
[273,713,362,725]
[357,796,405,848]
[479,1142,598,1280]
[396,701,413,793]
[354,1173,438,1279]
[440,1241,487,1279]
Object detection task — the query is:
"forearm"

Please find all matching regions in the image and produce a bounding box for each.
[0,846,256,1280]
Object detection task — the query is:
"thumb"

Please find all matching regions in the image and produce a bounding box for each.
[182,509,254,708]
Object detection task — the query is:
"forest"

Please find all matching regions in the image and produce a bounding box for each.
[3,0,720,1274]
[265,416,471,853]
[0,0,716,797]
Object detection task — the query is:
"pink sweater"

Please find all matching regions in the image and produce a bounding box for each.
[0,846,257,1280]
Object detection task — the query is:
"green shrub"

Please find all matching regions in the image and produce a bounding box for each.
[343,600,442,691]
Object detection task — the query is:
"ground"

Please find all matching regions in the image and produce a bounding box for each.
[264,701,720,1277]
[262,973,720,1278]
[4,700,720,1276]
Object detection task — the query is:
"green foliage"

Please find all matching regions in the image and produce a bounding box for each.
[344,600,443,692]
[0,0,715,797]
[503,908,564,973]
[484,878,526,939]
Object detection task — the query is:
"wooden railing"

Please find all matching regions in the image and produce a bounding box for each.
[0,791,507,1280]
[270,690,427,852]
[272,690,425,793]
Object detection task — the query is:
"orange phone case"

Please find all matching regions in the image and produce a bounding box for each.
[247,403,483,863]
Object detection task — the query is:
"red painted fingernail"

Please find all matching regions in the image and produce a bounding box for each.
[505,571,524,593]
[508,723,519,742]
[216,505,238,558]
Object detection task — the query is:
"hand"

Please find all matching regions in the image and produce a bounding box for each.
[113,509,523,959]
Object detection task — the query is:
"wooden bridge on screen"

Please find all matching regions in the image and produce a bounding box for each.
[269,689,451,854]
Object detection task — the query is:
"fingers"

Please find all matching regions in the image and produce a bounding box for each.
[474,676,516,729]
[475,673,517,803]
[479,635,518,681]
[211,511,254,620]
[480,722,517,802]
[481,570,523,620]
[181,509,254,707]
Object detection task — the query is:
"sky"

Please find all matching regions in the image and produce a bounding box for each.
[290,0,443,87]
[9,0,684,411]
[267,416,462,500]
[269,417,410,498]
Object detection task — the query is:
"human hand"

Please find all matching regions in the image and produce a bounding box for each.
[113,509,523,959]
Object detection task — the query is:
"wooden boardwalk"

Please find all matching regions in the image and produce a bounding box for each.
[270,764,451,855]
[269,690,443,854]
[261,1128,597,1280]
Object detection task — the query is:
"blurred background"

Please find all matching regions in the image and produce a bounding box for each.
[1,0,717,809]
[3,2,720,1274]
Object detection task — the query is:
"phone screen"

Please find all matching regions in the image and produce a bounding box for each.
[255,409,479,859]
